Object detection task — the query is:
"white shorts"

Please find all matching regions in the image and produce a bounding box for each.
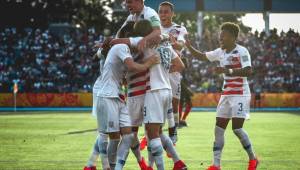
[216,95,251,119]
[127,95,145,127]
[170,73,182,99]
[143,89,173,124]
[97,97,131,133]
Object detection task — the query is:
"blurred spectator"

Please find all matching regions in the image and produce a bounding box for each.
[0,27,299,93]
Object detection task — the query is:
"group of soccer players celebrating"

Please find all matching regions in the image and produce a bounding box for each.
[84,0,259,170]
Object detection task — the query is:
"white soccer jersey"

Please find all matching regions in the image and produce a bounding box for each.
[97,44,132,98]
[130,37,178,91]
[122,6,161,28]
[127,52,150,97]
[206,44,252,96]
[161,22,188,52]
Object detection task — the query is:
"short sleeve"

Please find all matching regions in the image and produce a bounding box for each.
[144,8,161,28]
[170,47,179,60]
[205,48,222,62]
[129,37,143,47]
[240,48,252,68]
[115,44,132,62]
[177,26,188,43]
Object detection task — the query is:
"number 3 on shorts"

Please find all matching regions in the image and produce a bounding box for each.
[238,103,243,111]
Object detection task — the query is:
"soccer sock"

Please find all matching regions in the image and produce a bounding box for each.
[147,144,155,168]
[167,112,175,128]
[233,128,256,160]
[115,133,134,170]
[182,102,191,120]
[160,134,180,163]
[130,132,142,162]
[108,138,120,169]
[97,133,109,169]
[213,126,225,167]
[86,135,101,167]
[149,138,165,170]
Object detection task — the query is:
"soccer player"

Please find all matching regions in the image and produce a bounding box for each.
[131,20,187,170]
[118,0,161,51]
[158,1,188,143]
[96,22,159,170]
[110,20,187,170]
[84,38,112,170]
[185,22,259,170]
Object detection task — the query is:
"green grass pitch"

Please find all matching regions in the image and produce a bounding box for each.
[0,111,300,170]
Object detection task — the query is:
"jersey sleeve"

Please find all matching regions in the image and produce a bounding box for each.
[205,48,222,62]
[240,48,252,68]
[170,47,179,60]
[144,8,161,28]
[116,44,133,62]
[177,26,188,43]
[129,37,143,47]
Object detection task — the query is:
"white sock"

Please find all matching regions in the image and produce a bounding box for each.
[173,112,179,126]
[233,128,256,160]
[167,111,176,128]
[108,138,120,169]
[115,133,134,170]
[97,133,109,169]
[149,138,164,170]
[160,134,180,163]
[131,132,142,162]
[147,145,155,168]
[86,135,101,167]
[213,126,225,167]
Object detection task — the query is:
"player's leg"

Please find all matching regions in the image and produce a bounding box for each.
[159,128,187,170]
[231,96,258,170]
[115,102,135,170]
[167,102,177,144]
[144,90,168,170]
[96,97,120,170]
[180,96,192,127]
[207,96,230,170]
[131,126,148,170]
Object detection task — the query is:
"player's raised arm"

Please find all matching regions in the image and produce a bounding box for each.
[184,34,209,62]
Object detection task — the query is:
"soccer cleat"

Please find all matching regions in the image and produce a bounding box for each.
[83,166,97,170]
[248,158,259,170]
[206,165,221,170]
[140,136,147,151]
[173,160,187,170]
[138,157,148,170]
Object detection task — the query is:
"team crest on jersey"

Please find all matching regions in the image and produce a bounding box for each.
[228,55,241,65]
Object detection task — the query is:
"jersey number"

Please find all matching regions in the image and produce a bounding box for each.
[238,103,243,111]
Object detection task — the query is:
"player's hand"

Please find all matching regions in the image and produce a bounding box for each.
[214,67,227,74]
[137,37,147,51]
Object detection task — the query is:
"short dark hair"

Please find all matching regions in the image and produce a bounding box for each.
[221,22,240,38]
[133,20,153,37]
[159,1,174,11]
[119,21,135,38]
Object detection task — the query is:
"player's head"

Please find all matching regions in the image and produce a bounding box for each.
[219,22,240,49]
[133,20,153,37]
[125,0,144,14]
[158,1,174,27]
[119,21,135,38]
